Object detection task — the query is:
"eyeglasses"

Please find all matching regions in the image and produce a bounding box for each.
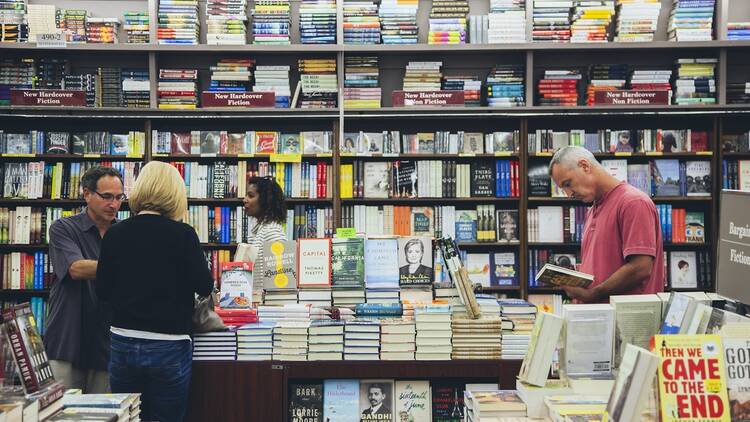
[93,191,127,202]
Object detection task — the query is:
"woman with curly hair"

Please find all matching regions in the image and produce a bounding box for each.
[243,176,288,267]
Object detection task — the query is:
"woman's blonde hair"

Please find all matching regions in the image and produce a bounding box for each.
[129,161,187,221]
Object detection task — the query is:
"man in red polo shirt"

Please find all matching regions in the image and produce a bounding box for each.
[549,146,664,303]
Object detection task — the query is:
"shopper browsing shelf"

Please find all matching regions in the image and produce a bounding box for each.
[548,146,664,303]
[242,176,288,263]
[95,161,213,422]
[47,166,125,393]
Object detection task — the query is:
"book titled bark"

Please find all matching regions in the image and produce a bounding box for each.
[288,382,323,422]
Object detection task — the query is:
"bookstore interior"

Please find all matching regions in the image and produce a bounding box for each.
[3,0,750,420]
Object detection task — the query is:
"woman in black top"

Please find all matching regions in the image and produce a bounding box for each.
[96,161,213,422]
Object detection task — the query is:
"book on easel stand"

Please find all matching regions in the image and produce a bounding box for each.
[1,303,65,419]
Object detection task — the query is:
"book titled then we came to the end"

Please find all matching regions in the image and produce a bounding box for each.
[534,263,594,288]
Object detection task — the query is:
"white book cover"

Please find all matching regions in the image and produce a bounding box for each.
[466,253,491,287]
[538,206,563,243]
[601,159,628,183]
[395,381,431,421]
[669,251,698,289]
[364,238,400,289]
[297,238,332,288]
[363,162,391,198]
[563,303,615,376]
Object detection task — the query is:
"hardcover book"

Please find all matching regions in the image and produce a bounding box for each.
[651,159,681,197]
[297,238,331,287]
[454,210,477,243]
[654,334,731,422]
[605,344,660,422]
[719,323,750,422]
[171,132,191,155]
[528,163,551,197]
[397,236,434,287]
[395,380,431,421]
[490,252,518,286]
[495,210,519,243]
[431,380,464,421]
[470,162,495,197]
[218,262,253,309]
[462,132,484,154]
[535,264,593,288]
[279,133,301,154]
[392,161,417,198]
[684,212,705,243]
[260,240,298,290]
[669,251,698,289]
[200,131,221,154]
[359,379,395,421]
[685,160,711,196]
[364,162,391,198]
[288,382,323,422]
[45,132,70,154]
[331,237,365,288]
[364,238,399,289]
[323,379,359,421]
[2,303,55,393]
[466,253,490,287]
[254,131,278,154]
[410,207,434,237]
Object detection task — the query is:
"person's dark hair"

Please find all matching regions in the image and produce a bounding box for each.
[247,176,286,225]
[368,383,385,395]
[81,166,123,192]
[678,260,689,269]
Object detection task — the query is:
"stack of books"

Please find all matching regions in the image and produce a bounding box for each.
[332,288,366,306]
[614,0,660,42]
[629,67,672,94]
[60,9,88,43]
[298,58,338,109]
[0,59,34,105]
[215,307,258,328]
[61,393,142,421]
[157,0,199,44]
[236,321,275,360]
[344,319,380,360]
[251,0,291,44]
[298,289,333,307]
[273,320,310,361]
[85,17,119,43]
[486,64,525,107]
[415,305,452,360]
[342,0,380,44]
[308,320,345,360]
[668,0,715,41]
[428,0,469,44]
[442,75,481,106]
[451,316,503,359]
[674,58,716,105]
[464,390,527,420]
[123,11,149,43]
[0,0,27,43]
[379,0,419,44]
[35,58,66,89]
[121,68,150,108]
[380,318,416,360]
[586,64,627,105]
[299,0,336,44]
[403,61,442,92]
[63,73,96,106]
[570,0,614,43]
[499,299,536,359]
[343,56,381,108]
[537,69,581,106]
[727,82,750,104]
[365,288,400,304]
[157,68,198,109]
[257,304,311,322]
[26,4,56,41]
[193,329,238,361]
[264,288,299,305]
[728,22,750,40]
[208,59,255,92]
[253,65,291,108]
[206,0,248,45]
[97,67,122,108]
[487,0,525,43]
[468,14,488,44]
[532,0,572,42]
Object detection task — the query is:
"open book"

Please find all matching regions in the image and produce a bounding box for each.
[534,263,593,288]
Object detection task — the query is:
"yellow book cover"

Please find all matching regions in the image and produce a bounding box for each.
[654,334,731,422]
[340,164,353,199]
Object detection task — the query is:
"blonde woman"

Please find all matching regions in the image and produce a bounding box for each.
[96,161,213,422]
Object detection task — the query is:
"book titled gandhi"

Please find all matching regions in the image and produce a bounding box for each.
[535,263,593,288]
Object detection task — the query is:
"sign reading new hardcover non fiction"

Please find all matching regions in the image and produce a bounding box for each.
[11,89,87,106]
[201,91,275,108]
[593,90,670,106]
[392,90,465,107]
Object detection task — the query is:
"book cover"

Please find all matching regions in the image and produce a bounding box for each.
[363,132,384,154]
[551,254,576,270]
[518,312,564,387]
[454,210,477,243]
[605,344,660,422]
[601,159,628,182]
[364,162,391,198]
[1,303,55,393]
[359,379,395,421]
[45,132,70,154]
[398,236,434,287]
[490,252,517,286]
[669,251,698,289]
[395,380,431,421]
[462,133,484,154]
[288,382,323,422]
[5,133,32,154]
[331,237,365,288]
[171,132,191,155]
[260,240,297,290]
[417,132,435,154]
[302,131,330,154]
[200,131,221,154]
[528,163,551,197]
[342,133,358,155]
[392,161,417,198]
[297,238,331,287]
[563,304,615,376]
[651,159,681,197]
[410,207,434,237]
[254,131,278,154]
[431,380,464,422]
[218,262,253,309]
[279,133,301,154]
[466,253,490,287]
[627,164,651,196]
[609,130,636,153]
[364,238,399,289]
[719,323,750,422]
[323,379,359,421]
[659,130,687,153]
[492,132,515,152]
[535,263,593,288]
[470,162,495,197]
[226,133,246,154]
[685,212,705,243]
[495,210,519,243]
[654,334,731,422]
[685,161,711,196]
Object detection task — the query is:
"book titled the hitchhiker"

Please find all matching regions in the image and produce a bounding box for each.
[534,263,594,288]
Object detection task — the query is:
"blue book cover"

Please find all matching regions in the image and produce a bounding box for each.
[454,210,477,243]
[490,252,518,286]
[667,204,672,242]
[323,379,359,421]
[650,159,681,196]
[364,238,399,289]
[355,303,403,316]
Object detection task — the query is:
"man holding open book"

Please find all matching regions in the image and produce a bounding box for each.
[548,146,664,302]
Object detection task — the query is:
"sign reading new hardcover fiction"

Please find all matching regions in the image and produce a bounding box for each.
[593,90,670,106]
[200,91,275,108]
[392,91,465,107]
[11,89,87,106]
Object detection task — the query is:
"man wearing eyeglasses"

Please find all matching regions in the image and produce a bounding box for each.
[46,166,126,393]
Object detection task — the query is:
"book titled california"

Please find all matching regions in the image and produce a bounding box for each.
[653,334,731,422]
[534,263,593,288]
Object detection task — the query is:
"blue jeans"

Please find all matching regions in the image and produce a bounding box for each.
[109,333,192,422]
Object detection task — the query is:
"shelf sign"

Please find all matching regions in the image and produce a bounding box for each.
[11,89,86,106]
[270,153,302,163]
[201,91,275,108]
[593,90,669,106]
[36,32,66,48]
[335,228,356,238]
[392,90,465,107]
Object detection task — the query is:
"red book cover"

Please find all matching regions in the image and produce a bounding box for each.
[2,304,55,393]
